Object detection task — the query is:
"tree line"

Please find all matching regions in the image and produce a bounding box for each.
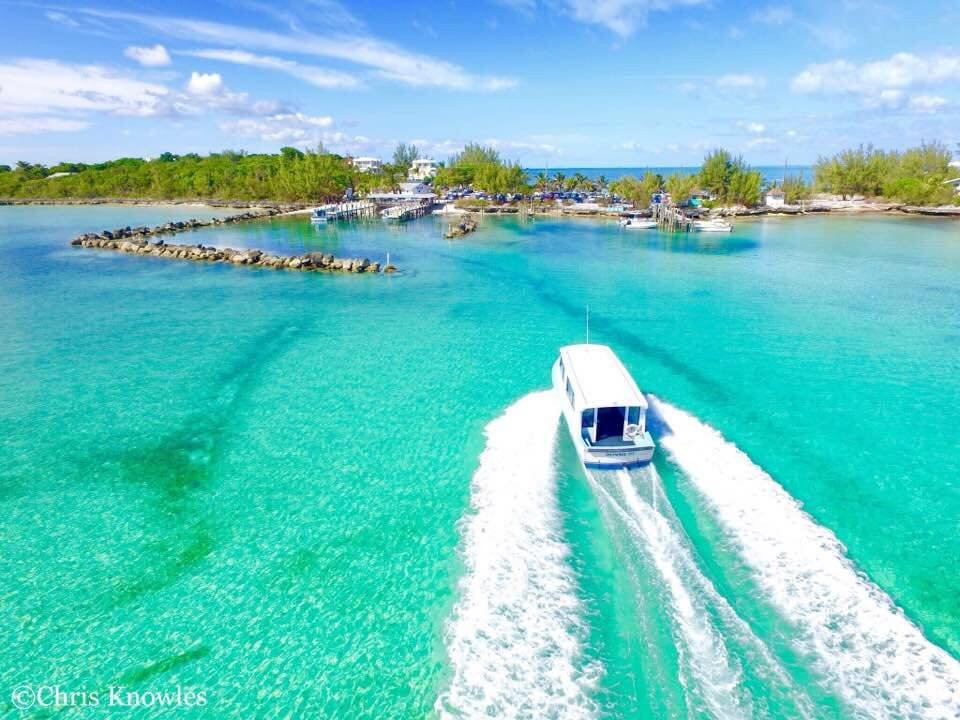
[814,142,959,205]
[606,150,765,207]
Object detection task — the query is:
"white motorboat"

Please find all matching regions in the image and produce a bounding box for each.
[618,217,657,230]
[551,344,655,469]
[694,218,732,232]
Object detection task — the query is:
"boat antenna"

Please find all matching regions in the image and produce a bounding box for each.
[586,305,590,344]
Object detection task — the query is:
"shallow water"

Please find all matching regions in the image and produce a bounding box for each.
[1,206,958,718]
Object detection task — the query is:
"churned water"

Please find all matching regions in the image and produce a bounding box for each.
[1,205,958,718]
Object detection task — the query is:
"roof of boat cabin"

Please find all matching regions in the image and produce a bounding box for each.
[559,344,647,410]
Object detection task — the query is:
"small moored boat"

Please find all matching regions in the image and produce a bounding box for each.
[694,218,732,233]
[552,344,655,469]
[310,206,330,224]
[618,218,657,230]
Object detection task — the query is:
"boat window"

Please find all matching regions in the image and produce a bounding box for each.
[627,407,641,425]
[581,408,595,429]
[565,379,575,407]
[558,357,565,377]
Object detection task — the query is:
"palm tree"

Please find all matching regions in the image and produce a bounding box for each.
[597,174,608,190]
[553,171,566,191]
[535,171,548,191]
[572,172,589,191]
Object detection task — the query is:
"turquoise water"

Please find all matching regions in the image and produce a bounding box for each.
[1,206,958,717]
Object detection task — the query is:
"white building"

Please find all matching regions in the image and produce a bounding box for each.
[765,186,786,209]
[407,158,438,181]
[351,157,382,173]
[943,177,960,196]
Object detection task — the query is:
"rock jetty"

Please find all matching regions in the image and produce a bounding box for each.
[69,209,389,274]
[444,218,478,239]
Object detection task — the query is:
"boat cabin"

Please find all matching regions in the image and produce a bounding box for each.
[558,344,648,443]
[552,344,654,468]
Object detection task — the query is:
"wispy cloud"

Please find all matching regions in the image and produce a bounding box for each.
[0,116,91,136]
[792,52,960,112]
[738,121,766,133]
[179,49,359,88]
[0,58,169,117]
[751,4,853,49]
[220,112,335,142]
[717,74,765,89]
[124,44,172,67]
[538,0,709,37]
[73,8,516,91]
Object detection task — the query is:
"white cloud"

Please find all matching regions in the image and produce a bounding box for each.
[751,5,793,24]
[186,71,224,95]
[718,73,765,89]
[179,49,358,88]
[124,44,172,67]
[482,137,561,154]
[0,116,91,136]
[908,94,946,113]
[222,112,335,142]
[77,8,516,91]
[751,5,852,49]
[562,0,709,37]
[45,10,80,28]
[0,59,169,116]
[792,53,960,97]
[738,121,766,133]
[745,136,776,149]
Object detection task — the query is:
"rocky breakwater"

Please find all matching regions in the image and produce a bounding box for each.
[444,218,478,239]
[69,210,395,274]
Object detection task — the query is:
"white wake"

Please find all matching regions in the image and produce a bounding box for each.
[650,395,960,718]
[436,391,600,719]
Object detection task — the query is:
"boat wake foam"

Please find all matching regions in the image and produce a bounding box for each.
[436,391,600,719]
[588,466,813,719]
[649,395,960,718]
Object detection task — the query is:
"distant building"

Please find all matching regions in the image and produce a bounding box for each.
[765,186,786,208]
[351,157,382,173]
[46,172,75,179]
[367,180,435,202]
[408,158,438,181]
[400,181,429,195]
[943,177,960,195]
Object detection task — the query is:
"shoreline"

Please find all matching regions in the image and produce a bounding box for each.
[0,197,312,210]
[3,196,959,218]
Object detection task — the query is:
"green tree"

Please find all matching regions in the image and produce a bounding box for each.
[781,175,812,204]
[698,149,734,199]
[665,173,698,205]
[392,142,420,171]
[610,172,662,206]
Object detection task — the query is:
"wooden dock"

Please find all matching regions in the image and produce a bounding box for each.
[381,201,433,222]
[313,201,378,221]
[652,202,695,231]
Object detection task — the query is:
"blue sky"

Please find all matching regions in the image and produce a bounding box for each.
[2,0,960,166]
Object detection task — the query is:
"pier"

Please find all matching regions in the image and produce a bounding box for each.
[652,202,695,231]
[312,200,378,221]
[381,201,433,222]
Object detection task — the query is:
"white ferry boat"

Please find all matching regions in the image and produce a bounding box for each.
[552,344,655,469]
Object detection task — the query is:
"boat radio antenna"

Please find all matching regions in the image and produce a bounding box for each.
[586,305,590,344]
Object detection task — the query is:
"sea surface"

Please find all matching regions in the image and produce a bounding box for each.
[1,205,958,718]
